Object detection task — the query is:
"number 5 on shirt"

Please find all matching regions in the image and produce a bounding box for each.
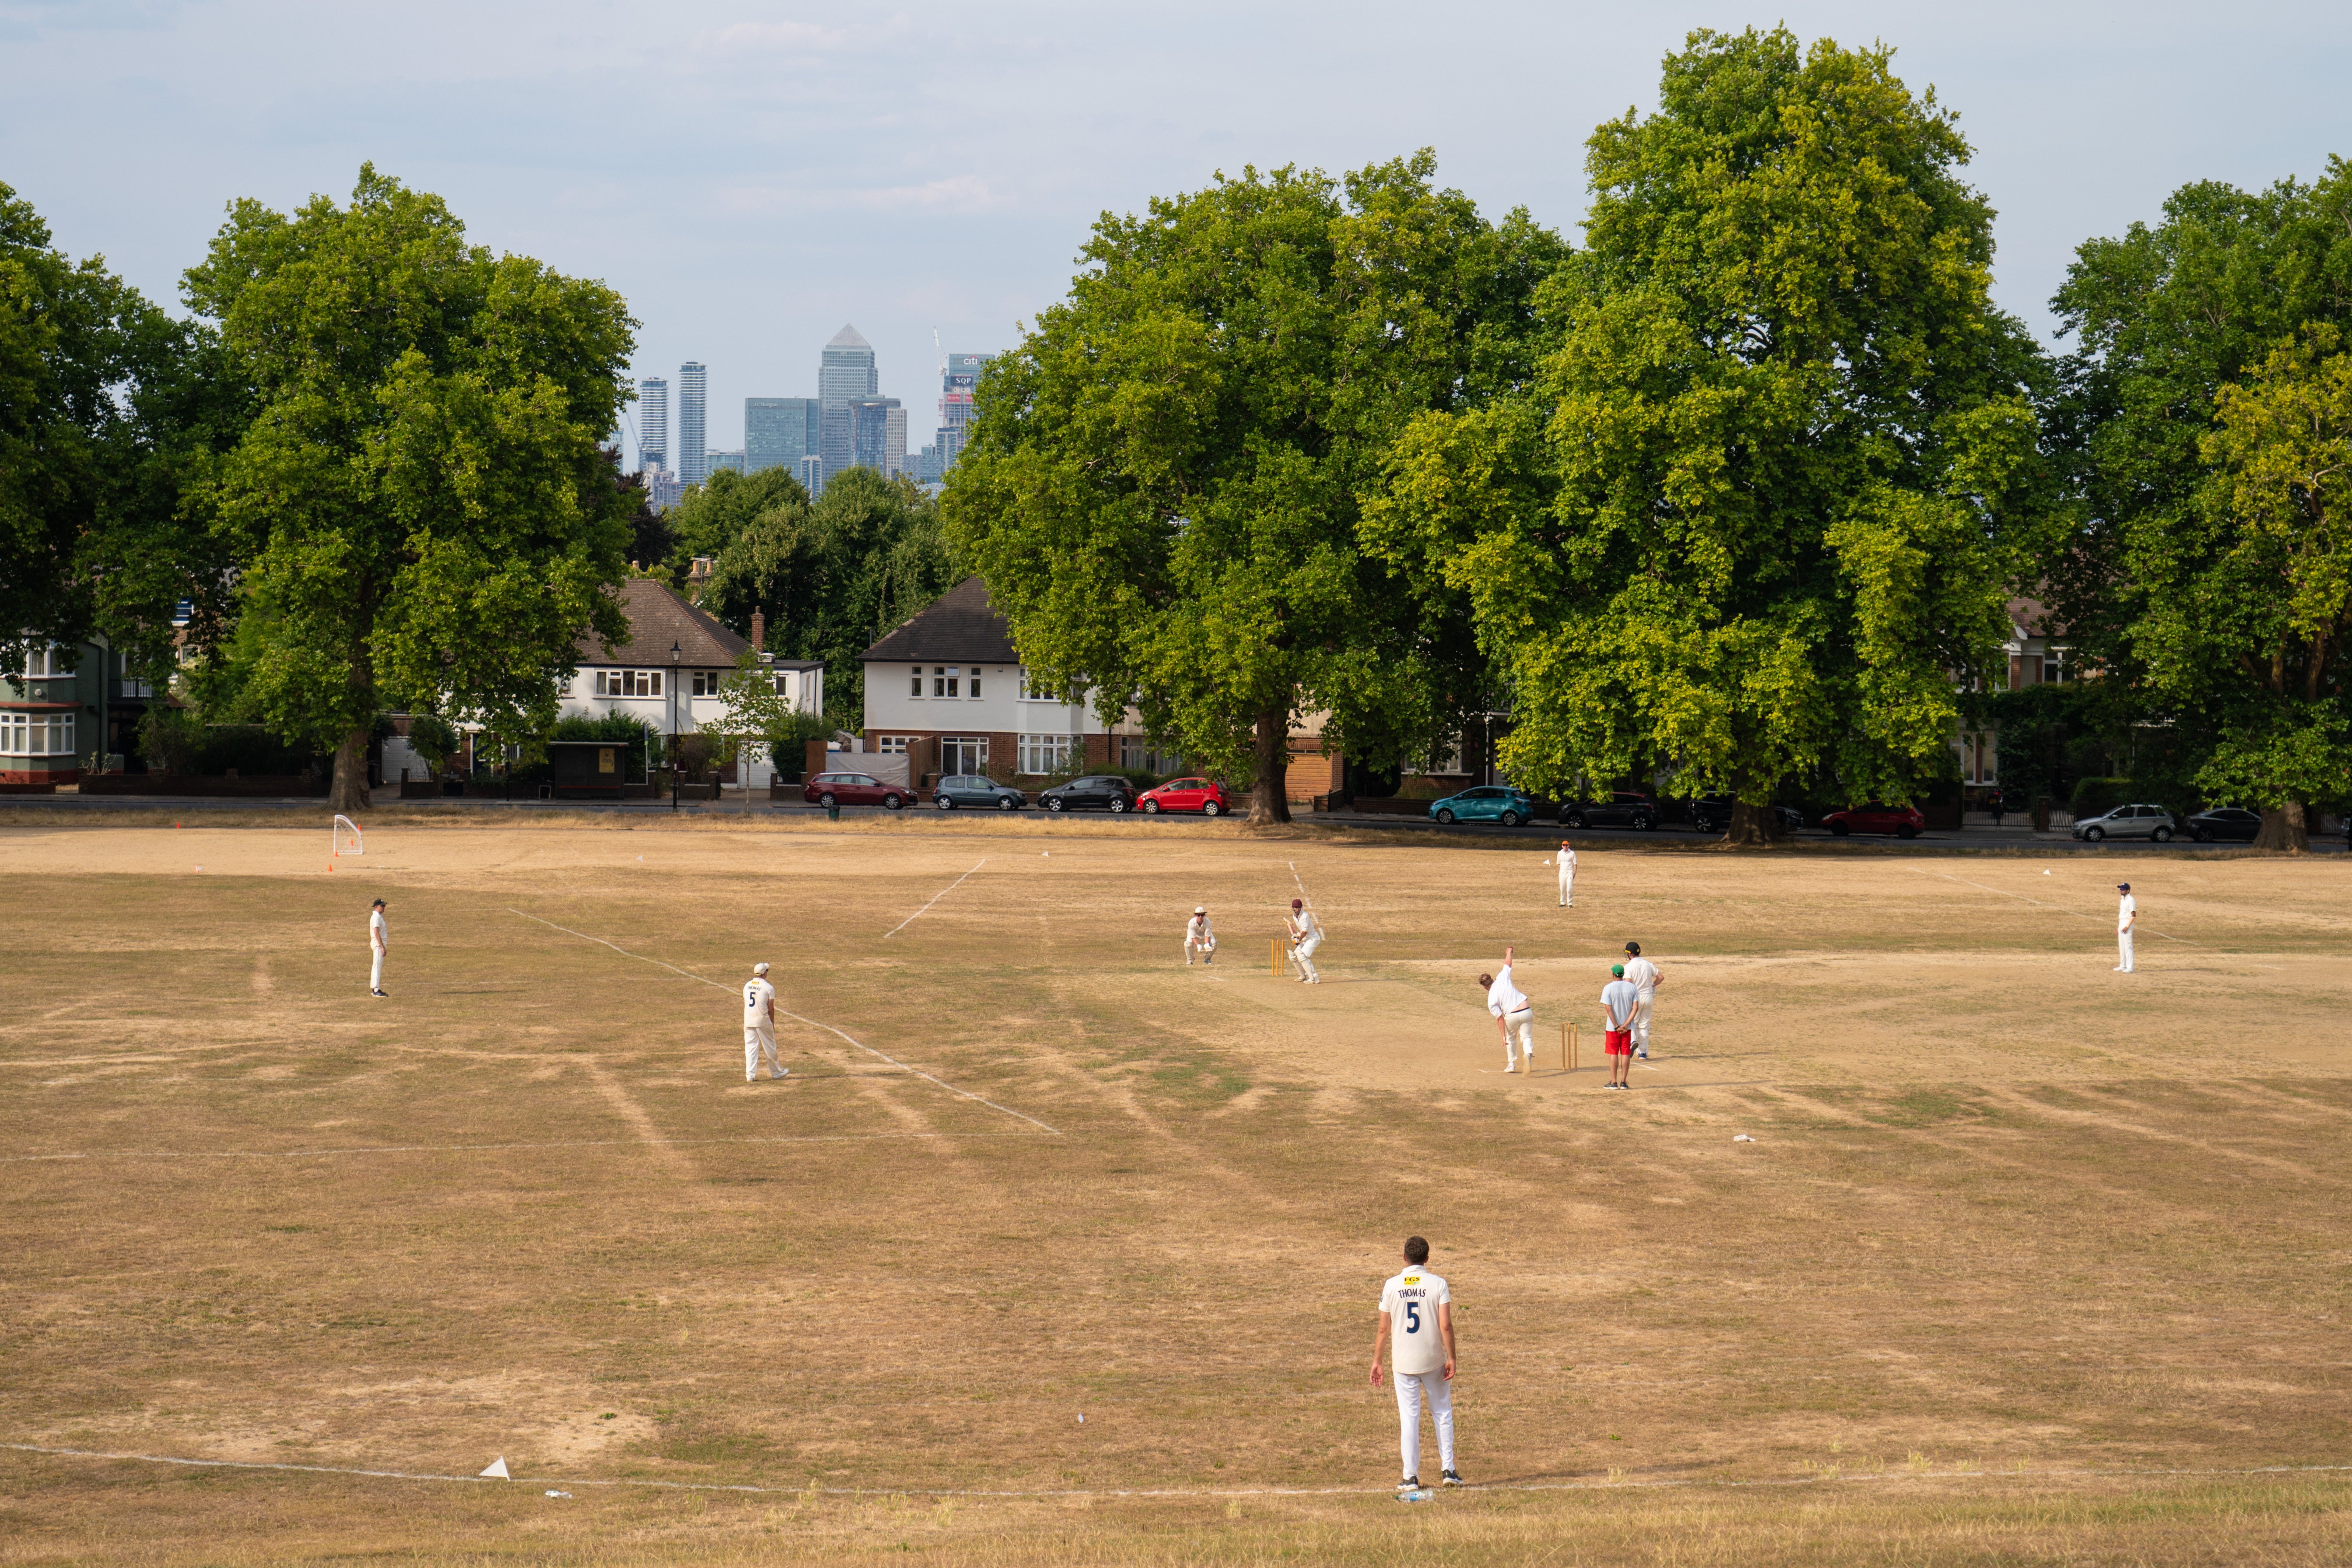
[1405,1301,1421,1334]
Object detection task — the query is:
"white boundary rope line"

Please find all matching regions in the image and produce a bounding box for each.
[507,909,1060,1135]
[883,857,987,939]
[4,1442,2343,1501]
[1930,872,2195,944]
[0,1132,1045,1164]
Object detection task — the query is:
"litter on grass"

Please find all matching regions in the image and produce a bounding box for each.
[1734,1134,1756,1143]
[1397,1488,1435,1503]
[544,1490,571,1499]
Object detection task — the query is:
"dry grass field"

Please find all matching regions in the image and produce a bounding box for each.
[2,810,2348,1565]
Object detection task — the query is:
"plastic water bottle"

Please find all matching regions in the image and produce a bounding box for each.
[1396,1487,1435,1503]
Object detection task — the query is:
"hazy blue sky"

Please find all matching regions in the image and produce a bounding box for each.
[5,2,2348,463]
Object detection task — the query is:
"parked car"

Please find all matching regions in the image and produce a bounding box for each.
[1038,775,1137,814]
[1822,801,1926,838]
[2071,802,2177,843]
[1138,776,1231,816]
[1429,785,1540,826]
[1558,792,1657,831]
[2183,806,2261,843]
[931,773,1025,811]
[1686,795,1806,834]
[803,770,911,810]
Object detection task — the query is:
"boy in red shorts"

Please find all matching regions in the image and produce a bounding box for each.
[1601,962,1639,1090]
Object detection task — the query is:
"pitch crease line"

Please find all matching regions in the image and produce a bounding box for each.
[6,1443,2344,1501]
[506,909,1059,1135]
[0,1132,1044,1164]
[883,857,987,939]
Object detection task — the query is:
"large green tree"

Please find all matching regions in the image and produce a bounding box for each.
[702,467,956,718]
[2051,161,2352,849]
[186,165,636,809]
[944,151,1564,822]
[0,180,234,677]
[1366,29,2055,842]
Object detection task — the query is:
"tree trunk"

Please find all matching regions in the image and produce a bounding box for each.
[329,726,372,813]
[2253,801,2309,852]
[1725,800,1779,848]
[1247,709,1291,825]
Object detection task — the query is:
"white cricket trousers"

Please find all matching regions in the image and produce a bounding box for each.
[1501,1007,1535,1067]
[1633,994,1653,1052]
[1394,1371,1455,1480]
[369,949,384,991]
[745,1027,783,1081]
[1185,937,1215,965]
[2117,931,2134,972]
[1558,867,1575,906]
[1293,934,1322,982]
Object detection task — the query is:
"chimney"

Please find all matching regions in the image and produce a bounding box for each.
[750,608,766,651]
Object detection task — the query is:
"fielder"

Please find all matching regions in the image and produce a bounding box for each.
[1370,1235,1462,1491]
[743,961,788,1082]
[1621,940,1663,1060]
[369,898,389,997]
[1185,905,1217,965]
[1480,946,1537,1073]
[1601,963,1639,1090]
[2115,882,2136,973]
[1556,841,1577,907]
[1288,898,1324,984]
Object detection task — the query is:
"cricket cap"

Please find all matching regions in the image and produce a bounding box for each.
[752,961,771,975]
[2117,882,2130,892]
[1291,898,1302,909]
[1610,963,1625,977]
[1194,905,1207,914]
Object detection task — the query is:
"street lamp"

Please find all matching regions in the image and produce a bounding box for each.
[668,639,682,812]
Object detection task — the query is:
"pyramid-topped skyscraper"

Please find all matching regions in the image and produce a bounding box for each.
[818,325,878,489]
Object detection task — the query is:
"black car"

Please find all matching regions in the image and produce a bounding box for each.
[1559,792,1656,831]
[2184,806,2262,843]
[932,773,1026,811]
[1038,774,1136,814]
[1686,796,1806,834]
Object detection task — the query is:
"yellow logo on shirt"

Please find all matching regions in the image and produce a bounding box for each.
[1402,1275,1419,1284]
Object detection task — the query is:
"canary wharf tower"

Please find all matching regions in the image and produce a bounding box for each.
[818,324,876,489]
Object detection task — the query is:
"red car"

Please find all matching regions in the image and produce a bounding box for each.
[1822,801,1925,839]
[802,770,911,810]
[1137,776,1231,817]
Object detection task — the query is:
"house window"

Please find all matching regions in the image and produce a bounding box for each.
[2045,648,2070,684]
[1120,736,1183,772]
[941,736,988,772]
[877,735,913,755]
[910,666,924,697]
[12,645,70,680]
[772,673,793,697]
[594,670,662,697]
[1018,733,1079,774]
[3,711,74,755]
[968,672,981,699]
[933,666,961,698]
[692,670,723,697]
[1021,670,1060,701]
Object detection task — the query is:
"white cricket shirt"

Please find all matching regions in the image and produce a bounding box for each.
[370,909,387,950]
[1381,1266,1450,1375]
[743,977,776,1030]
[1622,956,1660,997]
[1601,979,1639,1029]
[2117,893,2136,932]
[1188,914,1213,944]
[1294,909,1323,940]
[1487,964,1529,1018]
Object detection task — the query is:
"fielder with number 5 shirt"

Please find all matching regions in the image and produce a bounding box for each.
[1370,1235,1462,1490]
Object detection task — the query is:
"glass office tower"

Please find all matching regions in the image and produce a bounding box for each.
[637,377,669,473]
[745,397,821,474]
[818,325,877,487]
[677,362,709,487]
[936,352,992,471]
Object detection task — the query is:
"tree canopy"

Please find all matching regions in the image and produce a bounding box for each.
[944,151,1565,821]
[1366,28,2057,840]
[185,165,637,809]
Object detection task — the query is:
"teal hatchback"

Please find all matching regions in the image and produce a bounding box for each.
[1428,786,1539,826]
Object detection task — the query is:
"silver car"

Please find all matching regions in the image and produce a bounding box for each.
[2071,803,2177,843]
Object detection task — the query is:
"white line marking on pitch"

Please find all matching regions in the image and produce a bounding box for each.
[0,1132,1046,1164]
[507,909,1059,1135]
[883,857,987,939]
[5,1442,2343,1501]
[1928,872,2196,945]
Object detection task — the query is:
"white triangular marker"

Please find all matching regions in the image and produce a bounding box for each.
[481,1456,510,1479]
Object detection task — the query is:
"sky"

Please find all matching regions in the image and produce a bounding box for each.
[5,1,2349,465]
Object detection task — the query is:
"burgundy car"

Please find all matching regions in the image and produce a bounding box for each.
[1822,801,1926,839]
[1137,777,1231,817]
[802,770,911,810]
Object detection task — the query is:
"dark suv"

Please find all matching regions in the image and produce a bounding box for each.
[1038,775,1137,814]
[1559,792,1656,831]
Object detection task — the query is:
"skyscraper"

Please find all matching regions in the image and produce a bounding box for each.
[745,397,821,474]
[798,455,822,496]
[818,324,877,487]
[850,397,904,477]
[637,377,669,473]
[936,352,993,472]
[678,362,709,487]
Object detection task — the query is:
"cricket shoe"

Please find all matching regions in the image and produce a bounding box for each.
[1397,1476,1421,1492]
[1441,1470,1465,1487]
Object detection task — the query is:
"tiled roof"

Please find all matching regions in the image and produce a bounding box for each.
[861,576,1020,664]
[576,579,751,667]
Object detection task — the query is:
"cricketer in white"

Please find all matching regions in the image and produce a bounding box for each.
[743,962,787,1082]
[1371,1236,1462,1489]
[368,899,388,997]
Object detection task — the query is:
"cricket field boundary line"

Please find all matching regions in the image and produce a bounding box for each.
[0,1132,1046,1164]
[4,1442,2344,1501]
[882,856,987,939]
[506,909,1061,1135]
